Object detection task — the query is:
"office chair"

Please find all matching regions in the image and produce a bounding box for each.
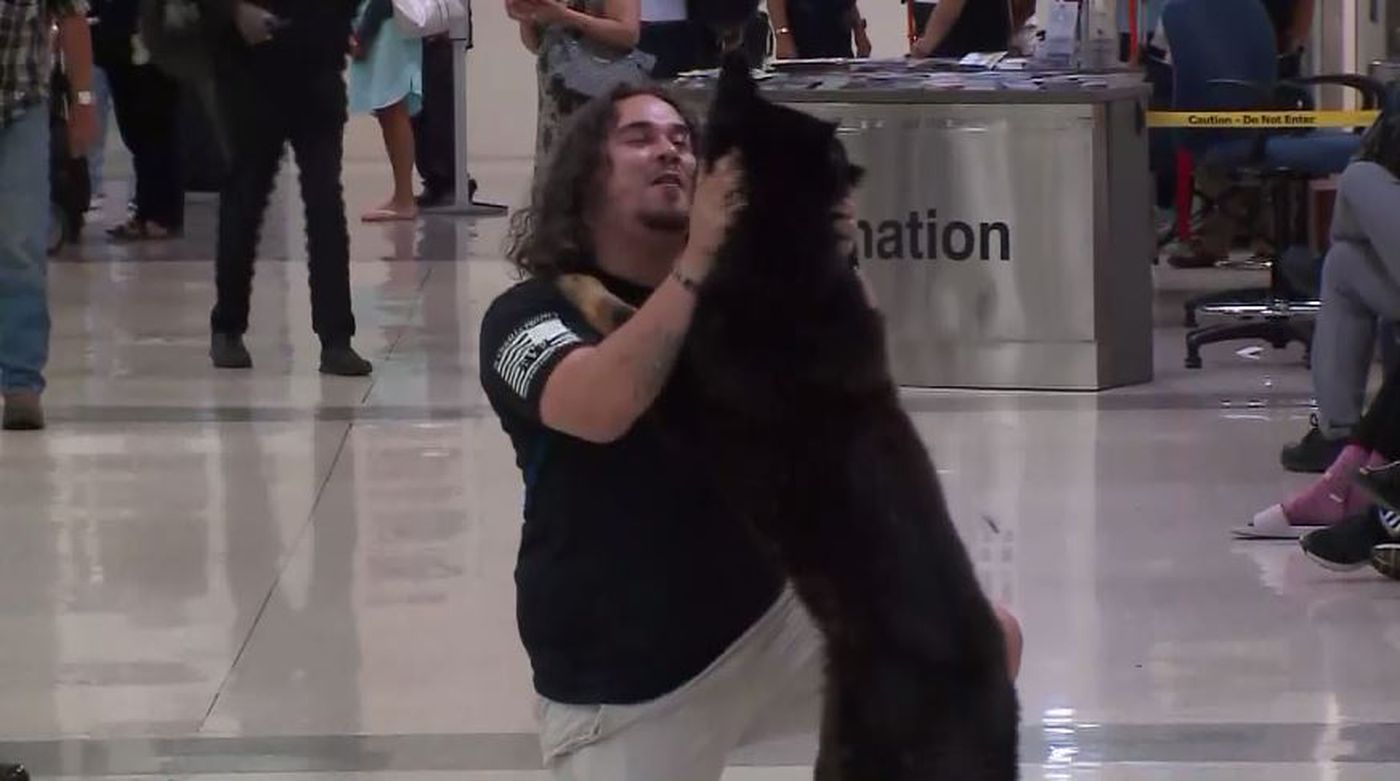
[1160,0,1383,369]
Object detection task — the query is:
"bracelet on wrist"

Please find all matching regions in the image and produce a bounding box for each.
[671,267,702,293]
[773,26,793,36]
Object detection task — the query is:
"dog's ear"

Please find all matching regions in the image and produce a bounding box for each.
[717,50,757,102]
[703,50,757,163]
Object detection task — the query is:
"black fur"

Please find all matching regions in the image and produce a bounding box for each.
[677,54,1021,780]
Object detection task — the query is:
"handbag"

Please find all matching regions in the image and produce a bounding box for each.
[541,27,656,98]
[392,0,467,38]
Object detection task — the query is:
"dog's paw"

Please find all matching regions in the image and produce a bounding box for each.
[556,274,636,335]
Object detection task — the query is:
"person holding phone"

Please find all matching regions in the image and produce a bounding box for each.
[205,0,374,376]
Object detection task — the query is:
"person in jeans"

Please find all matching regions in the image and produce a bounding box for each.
[0,0,98,430]
[206,0,372,376]
[480,85,1022,780]
[1277,159,1400,474]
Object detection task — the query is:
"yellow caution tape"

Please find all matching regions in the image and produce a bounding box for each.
[1146,110,1380,128]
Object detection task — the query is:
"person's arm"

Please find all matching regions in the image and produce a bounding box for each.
[850,1,871,58]
[519,20,544,52]
[506,0,544,52]
[766,0,797,59]
[538,154,740,443]
[911,0,967,57]
[54,4,98,157]
[535,0,640,50]
[354,0,394,44]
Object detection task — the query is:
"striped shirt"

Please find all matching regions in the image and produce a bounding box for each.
[1,0,89,128]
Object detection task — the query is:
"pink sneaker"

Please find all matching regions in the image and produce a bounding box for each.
[1235,445,1380,539]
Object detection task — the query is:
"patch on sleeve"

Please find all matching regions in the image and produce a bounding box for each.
[492,313,583,399]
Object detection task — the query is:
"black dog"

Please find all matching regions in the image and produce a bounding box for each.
[559,55,1020,780]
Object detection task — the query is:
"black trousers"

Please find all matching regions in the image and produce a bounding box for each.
[104,60,184,229]
[210,55,355,343]
[1356,366,1400,460]
[639,20,708,78]
[414,35,456,196]
[788,0,854,59]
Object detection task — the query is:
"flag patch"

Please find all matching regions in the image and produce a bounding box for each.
[493,314,582,399]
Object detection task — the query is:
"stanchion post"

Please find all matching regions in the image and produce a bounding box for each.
[426,0,508,217]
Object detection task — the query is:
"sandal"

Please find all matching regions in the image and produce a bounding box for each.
[108,218,180,242]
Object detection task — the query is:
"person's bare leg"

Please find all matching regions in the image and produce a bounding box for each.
[994,603,1023,680]
[365,99,417,221]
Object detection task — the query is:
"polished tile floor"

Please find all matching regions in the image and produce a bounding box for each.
[4,153,1400,781]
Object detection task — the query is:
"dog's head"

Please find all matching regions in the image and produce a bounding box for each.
[702,53,864,274]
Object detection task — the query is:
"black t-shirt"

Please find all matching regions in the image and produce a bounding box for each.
[479,273,785,706]
[911,0,1012,58]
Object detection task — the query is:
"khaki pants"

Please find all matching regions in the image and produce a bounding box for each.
[538,590,824,781]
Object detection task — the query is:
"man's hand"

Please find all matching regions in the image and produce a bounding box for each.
[774,32,797,59]
[504,0,533,22]
[67,103,98,158]
[524,0,569,25]
[234,2,278,45]
[680,151,744,279]
[910,35,934,58]
[854,24,872,58]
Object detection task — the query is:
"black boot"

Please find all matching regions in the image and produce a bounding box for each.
[320,342,372,377]
[2,764,31,781]
[211,333,252,369]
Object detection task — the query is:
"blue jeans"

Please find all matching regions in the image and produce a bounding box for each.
[0,104,52,393]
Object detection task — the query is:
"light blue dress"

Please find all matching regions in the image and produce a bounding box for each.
[348,1,424,116]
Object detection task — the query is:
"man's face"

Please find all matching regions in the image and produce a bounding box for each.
[598,95,698,234]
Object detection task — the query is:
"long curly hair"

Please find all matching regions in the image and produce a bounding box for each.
[506,84,701,279]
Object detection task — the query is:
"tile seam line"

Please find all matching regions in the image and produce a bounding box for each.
[194,422,357,731]
[362,263,436,407]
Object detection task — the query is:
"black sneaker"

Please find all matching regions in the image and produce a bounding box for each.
[1299,509,1391,571]
[1372,542,1400,580]
[1281,415,1348,474]
[211,333,252,369]
[320,344,372,377]
[415,187,451,209]
[1354,459,1400,512]
[1,764,30,781]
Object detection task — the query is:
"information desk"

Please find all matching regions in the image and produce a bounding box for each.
[674,60,1155,391]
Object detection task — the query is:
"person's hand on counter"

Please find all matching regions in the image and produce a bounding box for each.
[853,17,871,58]
[909,35,934,58]
[774,30,797,59]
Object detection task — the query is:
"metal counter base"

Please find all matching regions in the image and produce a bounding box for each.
[674,61,1156,391]
[804,98,1154,391]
